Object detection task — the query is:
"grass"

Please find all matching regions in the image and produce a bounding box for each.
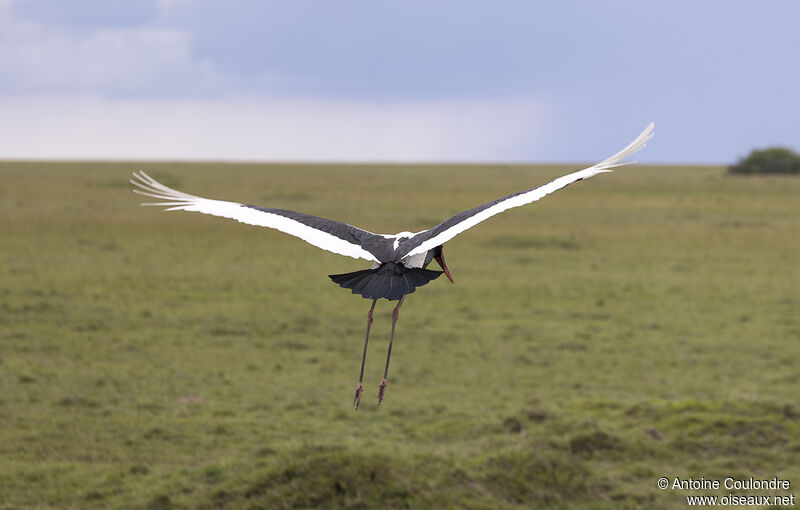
[1,160,799,509]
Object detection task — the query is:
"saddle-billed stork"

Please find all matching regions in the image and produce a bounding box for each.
[132,122,654,409]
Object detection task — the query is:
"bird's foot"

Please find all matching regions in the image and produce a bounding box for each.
[353,382,363,411]
[377,378,388,406]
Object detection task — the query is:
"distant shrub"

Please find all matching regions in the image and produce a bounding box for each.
[729,146,800,175]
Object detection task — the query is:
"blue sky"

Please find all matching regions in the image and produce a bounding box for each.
[0,0,798,163]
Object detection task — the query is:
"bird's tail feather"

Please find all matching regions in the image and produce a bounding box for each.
[329,262,442,301]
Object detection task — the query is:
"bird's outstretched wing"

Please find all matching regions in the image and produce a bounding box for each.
[131,171,382,262]
[396,122,655,259]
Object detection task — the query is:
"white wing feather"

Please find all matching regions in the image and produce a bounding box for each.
[403,122,655,257]
[131,172,379,262]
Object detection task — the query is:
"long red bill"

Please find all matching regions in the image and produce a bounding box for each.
[434,254,454,284]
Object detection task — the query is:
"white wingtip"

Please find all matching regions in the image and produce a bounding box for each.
[596,121,655,171]
[131,170,201,208]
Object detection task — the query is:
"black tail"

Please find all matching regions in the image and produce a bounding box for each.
[329,262,443,301]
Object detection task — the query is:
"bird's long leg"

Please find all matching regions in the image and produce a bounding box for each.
[353,299,378,410]
[378,295,406,406]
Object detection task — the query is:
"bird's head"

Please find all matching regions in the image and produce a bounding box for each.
[425,245,454,284]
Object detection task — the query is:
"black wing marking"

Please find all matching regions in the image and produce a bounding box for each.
[395,122,655,258]
[131,171,391,262]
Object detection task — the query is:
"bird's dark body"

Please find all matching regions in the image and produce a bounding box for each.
[329,263,443,301]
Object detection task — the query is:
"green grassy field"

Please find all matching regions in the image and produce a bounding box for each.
[1,161,799,509]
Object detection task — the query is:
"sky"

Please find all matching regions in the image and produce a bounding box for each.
[0,0,798,163]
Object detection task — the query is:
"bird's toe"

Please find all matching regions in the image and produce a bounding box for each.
[377,378,388,406]
[353,382,364,411]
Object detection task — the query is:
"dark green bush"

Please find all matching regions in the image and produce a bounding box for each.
[729,146,800,175]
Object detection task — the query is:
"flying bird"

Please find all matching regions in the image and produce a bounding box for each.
[132,122,654,409]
